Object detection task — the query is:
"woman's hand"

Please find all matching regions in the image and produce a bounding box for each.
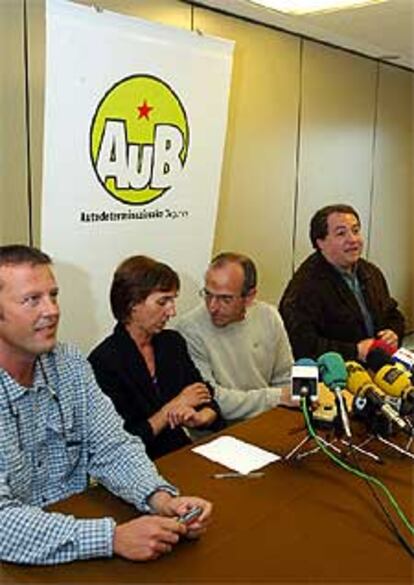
[167,404,197,428]
[149,384,211,436]
[177,383,212,408]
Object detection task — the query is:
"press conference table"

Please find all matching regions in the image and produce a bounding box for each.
[1,408,413,584]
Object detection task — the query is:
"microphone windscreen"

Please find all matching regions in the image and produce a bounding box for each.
[370,338,396,356]
[346,361,385,398]
[295,358,318,367]
[373,365,412,398]
[346,361,371,394]
[366,347,393,372]
[317,352,347,390]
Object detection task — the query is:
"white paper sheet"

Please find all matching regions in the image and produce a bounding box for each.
[192,435,281,474]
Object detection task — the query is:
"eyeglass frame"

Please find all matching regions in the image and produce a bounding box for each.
[2,357,82,478]
[198,287,249,306]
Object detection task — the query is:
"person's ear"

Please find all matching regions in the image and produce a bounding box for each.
[244,288,257,307]
[315,238,325,253]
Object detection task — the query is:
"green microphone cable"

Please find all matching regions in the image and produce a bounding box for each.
[347,445,414,557]
[301,397,414,537]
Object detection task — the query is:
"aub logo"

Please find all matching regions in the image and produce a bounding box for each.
[90,75,189,205]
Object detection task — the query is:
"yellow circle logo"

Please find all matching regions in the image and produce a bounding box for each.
[90,75,189,205]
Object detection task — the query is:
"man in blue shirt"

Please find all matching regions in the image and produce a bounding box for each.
[0,245,212,565]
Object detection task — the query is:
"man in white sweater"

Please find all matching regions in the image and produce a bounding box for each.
[175,253,294,423]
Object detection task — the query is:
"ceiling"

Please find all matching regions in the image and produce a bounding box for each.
[189,0,414,69]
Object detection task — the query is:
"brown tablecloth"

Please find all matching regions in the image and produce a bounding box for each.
[1,408,413,583]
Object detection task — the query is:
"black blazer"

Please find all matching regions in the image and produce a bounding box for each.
[89,324,224,459]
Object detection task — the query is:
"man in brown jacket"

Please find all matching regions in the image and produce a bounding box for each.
[279,204,405,361]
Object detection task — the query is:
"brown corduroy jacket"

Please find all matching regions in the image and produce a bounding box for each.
[279,252,405,360]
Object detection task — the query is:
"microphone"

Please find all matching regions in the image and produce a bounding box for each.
[369,340,414,377]
[317,352,351,438]
[369,338,395,356]
[317,352,347,390]
[392,347,414,375]
[366,348,414,403]
[365,346,395,372]
[346,361,412,435]
[294,358,341,425]
[291,358,319,402]
[296,358,319,368]
[366,345,395,368]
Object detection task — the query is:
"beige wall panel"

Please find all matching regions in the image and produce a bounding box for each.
[194,9,300,304]
[26,0,44,247]
[370,65,414,330]
[0,0,30,244]
[295,41,377,267]
[72,0,190,26]
[26,0,190,246]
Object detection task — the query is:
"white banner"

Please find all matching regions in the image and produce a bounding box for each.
[42,0,233,352]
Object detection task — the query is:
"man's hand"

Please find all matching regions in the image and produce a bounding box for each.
[113,515,186,561]
[278,387,298,408]
[148,491,212,539]
[377,329,398,351]
[357,338,375,361]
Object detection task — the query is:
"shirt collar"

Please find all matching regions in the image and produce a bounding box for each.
[334,263,358,282]
[0,368,29,402]
[0,356,51,403]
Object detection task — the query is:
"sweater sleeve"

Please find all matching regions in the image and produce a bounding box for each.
[172,332,225,431]
[176,322,283,422]
[268,307,293,387]
[214,386,283,421]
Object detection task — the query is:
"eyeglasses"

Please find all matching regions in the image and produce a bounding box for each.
[198,288,244,306]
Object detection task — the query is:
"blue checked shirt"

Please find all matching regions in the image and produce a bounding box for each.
[0,343,177,565]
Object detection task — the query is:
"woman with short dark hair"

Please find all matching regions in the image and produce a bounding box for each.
[89,255,223,459]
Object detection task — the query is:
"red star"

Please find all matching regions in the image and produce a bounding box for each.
[137,99,154,120]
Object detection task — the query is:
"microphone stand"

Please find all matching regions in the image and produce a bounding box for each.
[331,388,382,463]
[285,389,382,463]
[358,434,414,461]
[352,398,414,461]
[333,387,351,439]
[284,393,341,462]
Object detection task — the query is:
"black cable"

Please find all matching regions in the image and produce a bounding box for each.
[2,382,23,450]
[301,399,414,556]
[348,447,414,557]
